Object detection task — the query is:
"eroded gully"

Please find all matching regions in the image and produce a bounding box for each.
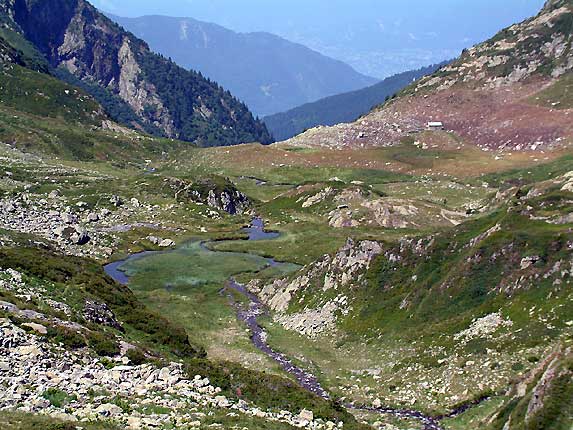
[105,218,474,430]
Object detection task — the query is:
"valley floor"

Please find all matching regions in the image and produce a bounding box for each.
[1,139,572,430]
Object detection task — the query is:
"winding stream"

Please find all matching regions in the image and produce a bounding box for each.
[104,218,453,430]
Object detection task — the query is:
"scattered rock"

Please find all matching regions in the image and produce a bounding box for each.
[110,195,124,207]
[95,403,123,417]
[21,323,47,335]
[84,300,123,331]
[298,409,314,422]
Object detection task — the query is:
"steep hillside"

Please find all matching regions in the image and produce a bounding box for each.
[0,58,194,161]
[247,171,573,427]
[283,0,573,152]
[264,63,445,141]
[0,0,272,147]
[109,14,377,117]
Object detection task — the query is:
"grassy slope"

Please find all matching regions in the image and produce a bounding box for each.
[0,63,194,163]
[483,349,573,430]
[529,72,573,110]
[239,170,573,426]
[0,246,368,429]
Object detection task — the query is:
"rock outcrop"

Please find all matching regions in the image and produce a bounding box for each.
[248,239,382,338]
[168,176,251,215]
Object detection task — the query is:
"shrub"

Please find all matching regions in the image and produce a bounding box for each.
[126,348,147,365]
[42,388,76,408]
[87,331,120,357]
[0,247,206,359]
[184,359,363,428]
[46,326,86,349]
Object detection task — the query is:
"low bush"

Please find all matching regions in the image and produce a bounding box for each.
[126,348,147,365]
[46,326,86,349]
[87,331,120,357]
[42,388,76,408]
[0,247,206,359]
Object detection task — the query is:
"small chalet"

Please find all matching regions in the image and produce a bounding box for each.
[427,121,444,130]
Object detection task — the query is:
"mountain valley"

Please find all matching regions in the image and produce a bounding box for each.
[0,1,572,430]
[109,14,377,118]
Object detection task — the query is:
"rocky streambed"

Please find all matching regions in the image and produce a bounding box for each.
[104,218,465,430]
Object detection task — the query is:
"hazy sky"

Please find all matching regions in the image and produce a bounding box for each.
[91,0,547,77]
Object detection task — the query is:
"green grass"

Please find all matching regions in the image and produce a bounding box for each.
[42,388,77,408]
[0,64,103,124]
[0,27,49,71]
[442,396,507,430]
[352,207,573,341]
[481,154,573,188]
[122,240,284,289]
[122,239,299,359]
[530,72,573,110]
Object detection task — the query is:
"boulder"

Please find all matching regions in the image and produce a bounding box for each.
[298,409,314,422]
[21,323,48,335]
[84,300,123,330]
[159,239,175,247]
[159,367,170,382]
[127,416,144,429]
[70,228,90,245]
[0,301,18,312]
[87,213,100,223]
[214,395,231,407]
[110,195,124,207]
[95,403,123,417]
[61,213,78,224]
[147,236,160,245]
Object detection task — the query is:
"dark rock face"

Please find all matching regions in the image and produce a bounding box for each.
[168,176,251,215]
[543,0,572,12]
[84,300,123,331]
[205,188,251,215]
[12,0,80,60]
[1,0,273,146]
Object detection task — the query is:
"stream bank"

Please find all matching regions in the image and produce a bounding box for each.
[104,218,465,430]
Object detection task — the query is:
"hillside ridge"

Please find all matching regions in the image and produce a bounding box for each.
[282,0,573,152]
[264,63,446,141]
[0,0,272,147]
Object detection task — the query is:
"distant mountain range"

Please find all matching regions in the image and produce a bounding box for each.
[109,14,378,117]
[0,0,272,147]
[91,0,546,79]
[263,63,446,141]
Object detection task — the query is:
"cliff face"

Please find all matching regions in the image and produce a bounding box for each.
[1,0,273,146]
[543,0,572,11]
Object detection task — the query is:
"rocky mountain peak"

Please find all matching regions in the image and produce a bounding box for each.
[0,0,273,146]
